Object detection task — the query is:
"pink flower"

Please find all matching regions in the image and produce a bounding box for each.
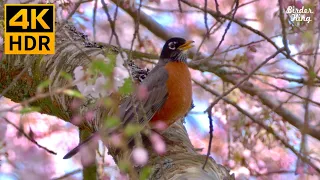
[70,99,83,110]
[152,121,168,131]
[137,85,149,100]
[307,165,317,175]
[243,149,251,158]
[257,160,266,168]
[80,135,99,167]
[109,133,123,147]
[85,111,95,122]
[228,160,235,167]
[295,1,303,9]
[0,122,7,141]
[296,165,304,175]
[149,0,161,4]
[150,133,166,155]
[80,147,96,167]
[71,115,83,125]
[131,147,148,166]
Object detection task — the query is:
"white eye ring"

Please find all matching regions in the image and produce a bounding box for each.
[168,41,177,50]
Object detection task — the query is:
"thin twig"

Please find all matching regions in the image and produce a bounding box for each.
[254,77,320,107]
[0,78,83,114]
[194,0,258,61]
[295,85,312,174]
[92,0,98,42]
[110,0,172,40]
[193,21,220,61]
[128,0,142,61]
[204,0,210,36]
[314,34,320,73]
[58,0,83,29]
[214,0,220,14]
[313,4,320,70]
[296,42,315,173]
[223,82,231,160]
[177,0,183,13]
[194,79,320,173]
[181,0,310,72]
[254,170,295,177]
[217,31,318,57]
[254,73,313,85]
[278,0,291,56]
[205,48,285,113]
[52,168,82,180]
[270,86,303,112]
[314,19,320,74]
[202,48,284,168]
[202,105,214,169]
[109,0,320,141]
[206,0,239,61]
[101,0,122,48]
[141,5,200,13]
[2,117,57,155]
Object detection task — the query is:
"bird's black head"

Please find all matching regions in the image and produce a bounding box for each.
[160,37,194,62]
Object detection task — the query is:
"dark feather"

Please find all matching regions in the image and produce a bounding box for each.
[120,65,169,127]
[63,134,96,159]
[64,65,169,159]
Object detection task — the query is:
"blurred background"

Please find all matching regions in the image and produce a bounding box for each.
[0,0,319,179]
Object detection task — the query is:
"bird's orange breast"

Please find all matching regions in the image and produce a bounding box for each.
[150,62,192,128]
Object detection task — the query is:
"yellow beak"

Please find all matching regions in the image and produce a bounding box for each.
[178,40,194,51]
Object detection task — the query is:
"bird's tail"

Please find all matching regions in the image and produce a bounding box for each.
[63,133,97,159]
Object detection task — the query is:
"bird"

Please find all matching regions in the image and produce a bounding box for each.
[63,37,194,159]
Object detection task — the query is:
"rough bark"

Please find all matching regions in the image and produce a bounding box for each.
[0,20,233,179]
[145,121,233,180]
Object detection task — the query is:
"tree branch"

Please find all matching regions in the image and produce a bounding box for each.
[2,117,57,155]
[193,79,320,174]
[108,0,320,141]
[109,0,173,40]
[0,20,232,179]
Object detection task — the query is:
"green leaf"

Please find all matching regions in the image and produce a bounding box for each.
[63,89,84,99]
[118,159,130,173]
[20,106,41,114]
[139,166,151,180]
[302,31,313,43]
[104,116,121,128]
[119,78,133,95]
[106,52,117,64]
[308,69,316,81]
[104,97,115,108]
[124,124,143,137]
[60,71,73,81]
[37,79,51,92]
[91,59,114,76]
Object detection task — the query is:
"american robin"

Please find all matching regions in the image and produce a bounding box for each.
[63,37,194,159]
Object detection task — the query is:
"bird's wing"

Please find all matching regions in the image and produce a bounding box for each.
[119,65,169,127]
[63,65,168,159]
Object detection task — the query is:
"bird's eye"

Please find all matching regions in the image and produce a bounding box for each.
[168,41,177,50]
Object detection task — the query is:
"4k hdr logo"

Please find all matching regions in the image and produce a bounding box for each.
[4,4,55,54]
